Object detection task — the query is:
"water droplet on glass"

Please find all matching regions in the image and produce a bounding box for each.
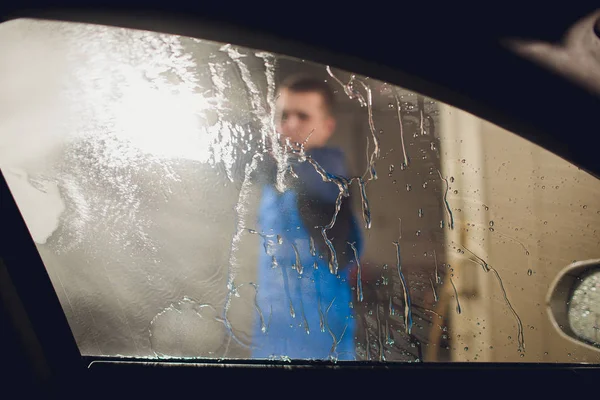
[389,164,395,173]
[422,182,428,189]
[461,159,466,164]
[489,227,494,232]
[418,208,423,218]
[453,189,458,194]
[464,347,468,351]
[440,220,445,229]
[379,129,384,135]
[388,103,394,109]
[392,180,397,184]
[583,205,588,209]
[450,177,455,183]
[484,205,489,211]
[520,354,525,358]
[406,184,412,192]
[416,230,421,236]
[527,269,532,276]
[489,221,494,227]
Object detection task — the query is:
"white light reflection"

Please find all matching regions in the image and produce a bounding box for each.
[114,81,214,163]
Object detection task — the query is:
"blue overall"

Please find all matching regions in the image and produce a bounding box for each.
[252,147,363,360]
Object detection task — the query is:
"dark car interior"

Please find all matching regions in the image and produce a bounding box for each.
[1,2,599,397]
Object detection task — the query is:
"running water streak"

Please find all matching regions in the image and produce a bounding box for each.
[363,137,378,182]
[297,291,310,335]
[357,177,372,230]
[490,267,525,351]
[255,51,277,124]
[395,94,409,168]
[348,242,363,302]
[293,147,372,273]
[243,48,288,193]
[317,294,325,333]
[223,46,271,149]
[207,59,236,182]
[429,277,438,302]
[245,228,275,255]
[393,241,413,334]
[457,243,525,351]
[422,308,443,319]
[336,324,349,346]
[322,228,339,275]
[287,165,299,179]
[290,242,304,275]
[325,66,348,92]
[249,283,267,333]
[433,249,441,283]
[325,67,378,233]
[325,66,366,106]
[324,297,339,357]
[375,303,385,361]
[459,243,490,272]
[365,326,371,361]
[221,45,281,350]
[309,236,316,257]
[494,230,531,256]
[450,278,462,314]
[222,155,260,350]
[305,155,350,274]
[437,169,454,230]
[280,264,295,319]
[354,78,380,161]
[385,320,394,346]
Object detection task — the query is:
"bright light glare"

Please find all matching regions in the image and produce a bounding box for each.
[115,79,214,163]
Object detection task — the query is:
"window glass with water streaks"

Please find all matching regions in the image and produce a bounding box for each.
[1,18,599,363]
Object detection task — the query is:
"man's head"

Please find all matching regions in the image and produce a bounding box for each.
[275,74,336,150]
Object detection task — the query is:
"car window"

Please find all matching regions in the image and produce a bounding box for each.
[1,18,599,363]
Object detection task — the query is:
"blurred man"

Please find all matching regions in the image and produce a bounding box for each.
[252,75,363,360]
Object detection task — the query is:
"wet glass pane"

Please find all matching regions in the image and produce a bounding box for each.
[1,18,599,362]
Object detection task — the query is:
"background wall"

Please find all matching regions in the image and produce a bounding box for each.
[437,105,600,362]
